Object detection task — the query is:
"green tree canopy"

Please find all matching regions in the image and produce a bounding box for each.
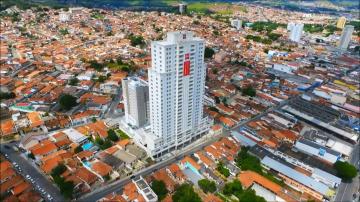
[151,180,168,201]
[242,86,256,97]
[74,145,83,154]
[239,189,266,202]
[172,184,201,202]
[334,161,357,181]
[107,129,119,142]
[204,47,215,58]
[59,94,78,110]
[236,147,262,173]
[223,179,242,196]
[250,21,283,32]
[198,179,216,193]
[0,92,15,100]
[68,77,79,86]
[128,34,145,47]
[51,164,67,177]
[53,175,74,199]
[217,161,230,177]
[95,136,113,150]
[27,153,35,159]
[97,75,107,83]
[89,60,104,71]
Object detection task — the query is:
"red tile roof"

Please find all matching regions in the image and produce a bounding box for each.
[12,181,31,195]
[91,161,112,177]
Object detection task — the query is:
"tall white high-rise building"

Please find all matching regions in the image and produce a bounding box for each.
[288,23,303,42]
[338,25,354,50]
[230,19,242,30]
[146,31,210,157]
[179,3,187,14]
[59,12,71,22]
[122,77,149,128]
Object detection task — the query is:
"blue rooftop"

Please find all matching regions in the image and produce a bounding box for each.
[231,131,256,147]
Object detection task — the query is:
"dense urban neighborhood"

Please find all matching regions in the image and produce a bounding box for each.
[0,1,359,202]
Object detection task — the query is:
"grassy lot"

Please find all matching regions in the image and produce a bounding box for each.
[115,129,130,139]
[187,2,246,15]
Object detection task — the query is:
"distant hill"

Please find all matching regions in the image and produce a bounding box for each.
[1,0,358,13]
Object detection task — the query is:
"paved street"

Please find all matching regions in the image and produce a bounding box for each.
[335,143,360,202]
[0,142,64,202]
[103,87,122,119]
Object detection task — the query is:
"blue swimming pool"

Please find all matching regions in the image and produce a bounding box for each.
[83,161,91,168]
[82,142,94,150]
[185,162,201,176]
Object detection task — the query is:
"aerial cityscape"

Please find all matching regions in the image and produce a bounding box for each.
[0,0,359,202]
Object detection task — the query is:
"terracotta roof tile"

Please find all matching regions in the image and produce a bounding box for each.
[153,169,176,191]
[0,119,15,136]
[238,171,281,194]
[181,156,201,171]
[76,150,94,160]
[0,161,12,172]
[195,152,214,167]
[0,176,23,194]
[18,190,42,202]
[91,161,112,177]
[116,139,130,148]
[29,139,58,156]
[0,168,16,182]
[75,167,98,185]
[12,181,31,195]
[26,112,44,128]
[204,193,223,202]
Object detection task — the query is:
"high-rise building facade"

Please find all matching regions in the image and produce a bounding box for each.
[230,19,242,30]
[122,77,149,127]
[288,23,303,43]
[147,31,210,157]
[179,3,187,14]
[338,25,354,50]
[336,16,346,29]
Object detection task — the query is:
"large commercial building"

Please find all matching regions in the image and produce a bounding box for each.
[287,23,303,43]
[261,156,335,200]
[338,25,354,50]
[122,77,149,128]
[336,16,346,29]
[145,31,210,157]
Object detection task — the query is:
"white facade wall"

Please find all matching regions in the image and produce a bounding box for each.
[231,19,242,30]
[288,23,303,42]
[122,77,149,127]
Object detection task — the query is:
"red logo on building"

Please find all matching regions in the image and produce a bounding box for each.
[185,53,190,60]
[183,53,190,76]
